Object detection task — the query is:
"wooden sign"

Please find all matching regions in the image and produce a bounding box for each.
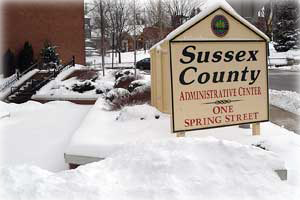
[169,10,269,133]
[150,4,269,133]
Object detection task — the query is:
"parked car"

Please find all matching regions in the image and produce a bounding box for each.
[136,58,150,70]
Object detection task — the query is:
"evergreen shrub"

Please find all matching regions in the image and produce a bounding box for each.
[3,49,15,78]
[17,41,34,72]
[40,41,60,68]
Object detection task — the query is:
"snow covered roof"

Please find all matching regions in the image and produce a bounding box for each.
[151,0,269,50]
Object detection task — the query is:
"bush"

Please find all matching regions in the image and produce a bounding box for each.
[130,85,151,104]
[72,81,95,93]
[114,69,134,80]
[17,41,34,72]
[40,41,60,68]
[104,88,131,110]
[128,80,149,92]
[114,75,136,89]
[3,49,15,78]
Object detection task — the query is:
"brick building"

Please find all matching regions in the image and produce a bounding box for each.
[2,0,85,69]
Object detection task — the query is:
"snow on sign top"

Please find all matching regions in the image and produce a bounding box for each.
[151,0,269,50]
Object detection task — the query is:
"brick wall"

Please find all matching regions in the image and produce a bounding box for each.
[2,0,85,66]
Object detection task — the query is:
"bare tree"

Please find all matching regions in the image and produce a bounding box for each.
[91,0,110,75]
[146,0,169,27]
[106,0,131,53]
[165,0,203,29]
[145,0,203,36]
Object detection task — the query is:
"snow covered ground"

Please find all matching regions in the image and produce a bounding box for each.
[268,42,300,70]
[33,66,149,100]
[0,138,293,200]
[86,50,150,67]
[0,101,91,172]
[65,99,300,170]
[33,65,103,100]
[1,100,300,199]
[269,89,300,115]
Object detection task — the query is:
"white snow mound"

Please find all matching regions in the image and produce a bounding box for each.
[0,137,291,200]
[269,89,300,115]
[116,104,160,121]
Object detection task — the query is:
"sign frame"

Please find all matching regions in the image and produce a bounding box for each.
[168,8,269,133]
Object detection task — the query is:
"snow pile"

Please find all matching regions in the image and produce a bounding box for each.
[0,137,293,200]
[116,104,160,121]
[0,111,10,119]
[290,64,300,71]
[269,89,300,115]
[0,101,91,171]
[268,65,300,71]
[0,165,52,199]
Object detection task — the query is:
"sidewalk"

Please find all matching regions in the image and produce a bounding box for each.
[270,105,300,134]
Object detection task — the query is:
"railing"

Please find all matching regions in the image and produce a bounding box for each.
[0,74,18,92]
[91,61,134,69]
[6,56,75,101]
[30,59,71,92]
[0,62,39,93]
[10,86,19,96]
[58,56,75,72]
[20,62,38,77]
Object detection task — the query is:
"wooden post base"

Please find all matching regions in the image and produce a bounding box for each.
[252,123,260,136]
[176,132,185,137]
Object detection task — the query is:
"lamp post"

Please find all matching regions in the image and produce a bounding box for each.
[133,0,137,78]
[100,0,105,76]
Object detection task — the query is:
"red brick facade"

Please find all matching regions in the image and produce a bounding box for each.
[2,0,85,65]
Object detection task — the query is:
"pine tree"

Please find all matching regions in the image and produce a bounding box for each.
[40,41,60,68]
[3,49,15,78]
[273,0,300,52]
[17,41,34,72]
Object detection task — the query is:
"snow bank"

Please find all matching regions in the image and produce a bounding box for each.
[0,101,91,171]
[0,111,10,119]
[116,104,160,121]
[274,64,300,71]
[269,89,300,115]
[0,138,293,200]
[0,165,52,199]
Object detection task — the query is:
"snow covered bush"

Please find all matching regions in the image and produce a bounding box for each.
[104,72,151,109]
[95,88,111,94]
[128,80,149,92]
[104,88,131,110]
[114,69,134,80]
[95,80,114,94]
[114,74,136,89]
[130,85,151,104]
[72,81,95,93]
[114,69,143,89]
